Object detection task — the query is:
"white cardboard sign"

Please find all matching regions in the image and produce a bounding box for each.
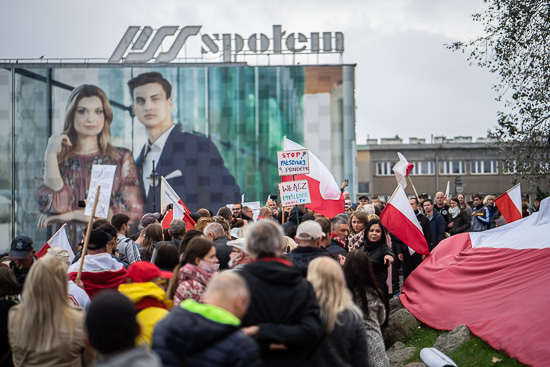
[277,149,310,176]
[84,165,117,218]
[278,179,312,206]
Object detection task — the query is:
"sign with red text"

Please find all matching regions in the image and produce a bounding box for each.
[277,149,310,176]
[278,179,311,206]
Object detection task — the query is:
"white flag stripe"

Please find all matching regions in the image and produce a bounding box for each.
[284,137,341,200]
[388,185,423,233]
[47,224,75,262]
[161,177,185,219]
[392,152,409,189]
[471,197,550,249]
[507,183,522,214]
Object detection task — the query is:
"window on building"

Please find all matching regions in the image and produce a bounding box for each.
[439,161,465,175]
[410,161,435,175]
[358,181,370,193]
[503,160,516,174]
[376,162,394,176]
[471,160,499,174]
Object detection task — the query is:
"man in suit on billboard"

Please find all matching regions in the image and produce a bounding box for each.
[128,72,240,213]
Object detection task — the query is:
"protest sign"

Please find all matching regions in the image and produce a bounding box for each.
[277,149,310,176]
[84,165,117,218]
[278,179,312,206]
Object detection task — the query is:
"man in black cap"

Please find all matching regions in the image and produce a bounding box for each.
[8,235,36,290]
[68,229,128,299]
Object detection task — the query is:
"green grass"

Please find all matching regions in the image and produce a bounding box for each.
[401,324,527,366]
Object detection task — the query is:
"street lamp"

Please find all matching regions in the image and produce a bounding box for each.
[454,176,464,195]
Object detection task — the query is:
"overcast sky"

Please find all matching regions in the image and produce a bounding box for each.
[1,0,500,144]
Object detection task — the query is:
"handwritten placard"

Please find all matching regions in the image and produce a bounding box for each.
[277,149,310,176]
[278,179,312,206]
[84,165,117,218]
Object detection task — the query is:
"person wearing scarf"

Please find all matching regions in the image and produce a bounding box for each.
[448,197,471,236]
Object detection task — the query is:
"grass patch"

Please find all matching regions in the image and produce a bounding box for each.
[401,324,527,366]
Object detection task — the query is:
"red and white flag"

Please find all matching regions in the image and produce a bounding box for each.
[494,183,522,223]
[160,177,196,230]
[283,137,344,217]
[444,181,450,199]
[392,152,414,189]
[400,197,550,367]
[380,185,430,255]
[36,224,75,262]
[68,253,128,299]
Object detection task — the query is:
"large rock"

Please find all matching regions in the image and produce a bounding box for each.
[433,324,471,354]
[387,342,417,367]
[389,296,405,316]
[385,308,420,346]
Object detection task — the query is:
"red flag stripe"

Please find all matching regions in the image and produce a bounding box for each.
[380,203,430,255]
[494,192,522,223]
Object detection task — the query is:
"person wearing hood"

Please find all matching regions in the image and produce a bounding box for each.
[287,221,330,277]
[86,291,161,367]
[118,261,173,348]
[238,220,322,367]
[359,219,394,326]
[152,271,261,367]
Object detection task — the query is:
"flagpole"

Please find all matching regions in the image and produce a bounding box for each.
[76,186,101,285]
[407,176,421,202]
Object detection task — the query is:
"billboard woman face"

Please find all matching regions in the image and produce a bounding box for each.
[73,96,105,139]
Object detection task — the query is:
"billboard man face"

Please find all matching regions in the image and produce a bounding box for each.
[133,82,173,137]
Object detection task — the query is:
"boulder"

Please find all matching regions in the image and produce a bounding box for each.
[433,324,471,354]
[389,296,405,316]
[387,342,417,367]
[385,308,420,346]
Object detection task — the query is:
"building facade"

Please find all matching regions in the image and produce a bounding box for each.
[356,136,546,203]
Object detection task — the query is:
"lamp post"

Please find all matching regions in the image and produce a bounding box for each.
[454,176,464,196]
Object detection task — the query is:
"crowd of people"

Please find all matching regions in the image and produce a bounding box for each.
[0,189,542,366]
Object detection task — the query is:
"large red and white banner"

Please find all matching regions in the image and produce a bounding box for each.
[283,137,344,217]
[400,197,550,367]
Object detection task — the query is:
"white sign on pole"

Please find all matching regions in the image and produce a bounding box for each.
[84,165,117,218]
[278,179,312,206]
[277,149,310,176]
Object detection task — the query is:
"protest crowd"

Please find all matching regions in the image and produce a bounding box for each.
[1,179,542,367]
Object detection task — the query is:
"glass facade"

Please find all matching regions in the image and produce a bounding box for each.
[0,64,354,249]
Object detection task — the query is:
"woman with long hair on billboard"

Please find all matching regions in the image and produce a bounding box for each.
[35,84,143,245]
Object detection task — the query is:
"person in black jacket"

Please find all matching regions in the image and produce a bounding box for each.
[448,197,471,235]
[238,220,322,367]
[152,271,261,367]
[397,197,433,282]
[287,221,330,277]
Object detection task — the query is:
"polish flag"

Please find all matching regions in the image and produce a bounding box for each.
[380,185,430,255]
[392,152,414,189]
[68,253,128,299]
[283,137,344,217]
[36,224,75,262]
[494,183,522,223]
[399,197,550,367]
[160,177,195,230]
[443,181,450,199]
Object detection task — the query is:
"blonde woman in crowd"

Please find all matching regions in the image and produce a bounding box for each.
[307,257,369,367]
[8,255,91,366]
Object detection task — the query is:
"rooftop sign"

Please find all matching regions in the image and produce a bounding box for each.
[109,25,344,63]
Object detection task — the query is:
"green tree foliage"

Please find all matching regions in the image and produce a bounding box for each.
[450,0,550,186]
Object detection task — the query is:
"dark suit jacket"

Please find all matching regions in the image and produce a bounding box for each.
[136,127,241,213]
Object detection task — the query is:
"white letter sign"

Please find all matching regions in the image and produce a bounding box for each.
[277,149,310,176]
[84,165,117,218]
[278,179,312,206]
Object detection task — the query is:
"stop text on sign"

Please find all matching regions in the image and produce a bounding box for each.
[277,149,310,176]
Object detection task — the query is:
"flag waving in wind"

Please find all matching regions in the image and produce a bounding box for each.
[283,137,344,217]
[494,183,522,223]
[36,224,75,261]
[380,185,429,255]
[392,152,414,189]
[161,177,195,230]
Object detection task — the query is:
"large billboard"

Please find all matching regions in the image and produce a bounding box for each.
[0,63,355,248]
